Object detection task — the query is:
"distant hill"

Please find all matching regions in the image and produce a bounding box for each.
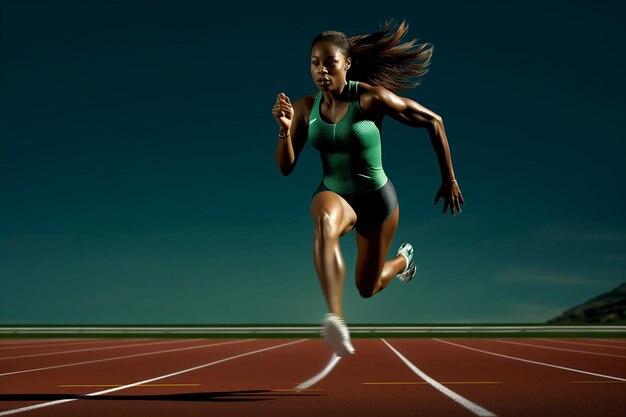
[547,283,626,324]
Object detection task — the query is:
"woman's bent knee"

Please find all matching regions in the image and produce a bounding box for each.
[356,268,379,298]
[358,287,375,299]
[314,212,340,238]
[310,192,355,237]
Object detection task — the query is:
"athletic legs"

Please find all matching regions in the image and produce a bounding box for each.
[354,205,407,297]
[310,191,357,319]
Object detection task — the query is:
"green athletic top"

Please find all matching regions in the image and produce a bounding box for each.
[309,80,388,195]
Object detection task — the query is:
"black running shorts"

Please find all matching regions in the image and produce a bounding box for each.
[311,179,399,234]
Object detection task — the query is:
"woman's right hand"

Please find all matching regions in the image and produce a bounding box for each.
[272,92,294,134]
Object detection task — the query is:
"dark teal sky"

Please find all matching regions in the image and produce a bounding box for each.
[1,0,624,324]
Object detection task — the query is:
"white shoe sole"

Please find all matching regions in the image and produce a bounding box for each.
[322,314,355,357]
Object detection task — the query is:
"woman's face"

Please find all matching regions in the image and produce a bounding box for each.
[310,41,351,91]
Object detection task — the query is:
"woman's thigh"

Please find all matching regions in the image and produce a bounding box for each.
[310,191,357,237]
[354,204,400,291]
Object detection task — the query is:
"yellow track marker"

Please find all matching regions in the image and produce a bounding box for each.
[58,384,200,388]
[570,380,626,384]
[363,381,501,385]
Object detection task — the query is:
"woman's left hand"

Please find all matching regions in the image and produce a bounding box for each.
[434,181,464,216]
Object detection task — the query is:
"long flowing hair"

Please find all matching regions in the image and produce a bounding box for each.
[311,19,433,92]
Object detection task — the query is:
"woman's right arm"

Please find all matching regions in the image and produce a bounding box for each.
[273,93,308,176]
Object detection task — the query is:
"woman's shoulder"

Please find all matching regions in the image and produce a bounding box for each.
[293,93,318,119]
[354,81,391,119]
[295,93,317,108]
[355,81,389,98]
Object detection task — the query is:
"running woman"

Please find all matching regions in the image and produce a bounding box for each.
[272,20,464,356]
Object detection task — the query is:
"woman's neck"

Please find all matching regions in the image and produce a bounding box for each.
[321,80,349,105]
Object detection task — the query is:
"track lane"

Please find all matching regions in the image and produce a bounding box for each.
[490,339,626,358]
[0,339,213,374]
[0,339,93,343]
[0,339,307,417]
[533,338,626,351]
[408,338,625,417]
[454,338,626,378]
[0,339,145,353]
[382,339,496,416]
[0,339,264,413]
[0,339,204,361]
[586,338,626,345]
[310,338,490,417]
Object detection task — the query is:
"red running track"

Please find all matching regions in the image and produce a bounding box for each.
[0,337,624,416]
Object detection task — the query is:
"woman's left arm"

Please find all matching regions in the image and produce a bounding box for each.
[362,85,465,215]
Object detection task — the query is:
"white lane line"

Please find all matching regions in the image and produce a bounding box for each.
[0,339,201,360]
[295,353,341,390]
[0,339,307,416]
[589,338,626,345]
[382,339,496,417]
[0,339,77,346]
[0,339,136,351]
[492,339,626,358]
[435,339,626,382]
[533,338,626,350]
[0,339,254,377]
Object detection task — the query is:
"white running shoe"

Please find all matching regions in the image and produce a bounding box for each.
[321,313,355,357]
[396,242,417,283]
